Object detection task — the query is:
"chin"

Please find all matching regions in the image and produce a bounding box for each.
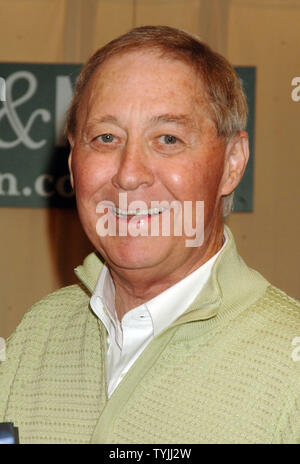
[98,235,172,271]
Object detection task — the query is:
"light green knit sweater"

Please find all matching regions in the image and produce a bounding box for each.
[1,227,300,444]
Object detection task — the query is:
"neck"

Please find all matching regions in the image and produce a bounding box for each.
[109,223,224,320]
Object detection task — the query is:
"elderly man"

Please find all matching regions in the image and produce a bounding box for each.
[0,26,299,444]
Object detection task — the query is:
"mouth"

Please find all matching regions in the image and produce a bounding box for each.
[112,206,168,219]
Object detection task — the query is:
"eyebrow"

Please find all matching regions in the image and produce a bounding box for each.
[87,115,119,125]
[82,115,119,138]
[149,113,196,128]
[87,113,196,129]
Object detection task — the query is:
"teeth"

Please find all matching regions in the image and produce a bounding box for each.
[113,207,166,217]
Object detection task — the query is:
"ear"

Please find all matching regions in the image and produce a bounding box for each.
[67,135,74,190]
[219,131,249,196]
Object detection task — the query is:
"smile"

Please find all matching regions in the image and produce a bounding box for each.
[112,206,167,218]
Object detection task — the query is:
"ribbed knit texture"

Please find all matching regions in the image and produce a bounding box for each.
[0,285,106,444]
[1,227,300,443]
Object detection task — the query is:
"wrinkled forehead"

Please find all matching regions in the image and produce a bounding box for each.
[77,49,211,130]
[88,47,202,87]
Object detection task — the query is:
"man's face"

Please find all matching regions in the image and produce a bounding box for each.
[69,51,227,278]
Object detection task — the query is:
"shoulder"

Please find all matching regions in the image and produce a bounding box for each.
[252,284,300,332]
[0,283,98,419]
[21,283,91,323]
[236,284,300,392]
[230,283,300,358]
[9,283,91,339]
[252,285,300,370]
[1,283,94,370]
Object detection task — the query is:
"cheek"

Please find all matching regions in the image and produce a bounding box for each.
[163,156,224,203]
[72,153,114,198]
[192,157,224,193]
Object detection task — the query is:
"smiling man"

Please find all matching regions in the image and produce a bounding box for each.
[69,47,243,320]
[1,26,300,444]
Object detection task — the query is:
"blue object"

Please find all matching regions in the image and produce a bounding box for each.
[0,423,19,444]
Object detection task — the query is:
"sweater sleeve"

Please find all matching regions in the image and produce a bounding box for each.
[0,283,90,422]
[272,370,300,444]
[0,325,27,420]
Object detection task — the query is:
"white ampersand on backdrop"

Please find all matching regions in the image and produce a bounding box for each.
[0,71,51,149]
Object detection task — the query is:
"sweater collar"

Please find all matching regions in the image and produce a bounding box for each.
[74,226,269,324]
[171,226,269,325]
[74,252,104,294]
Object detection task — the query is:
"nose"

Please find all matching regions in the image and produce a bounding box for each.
[112,140,155,191]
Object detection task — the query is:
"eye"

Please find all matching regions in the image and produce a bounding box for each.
[153,134,184,154]
[159,135,178,144]
[98,133,115,143]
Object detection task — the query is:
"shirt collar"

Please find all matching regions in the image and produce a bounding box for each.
[90,232,227,339]
[76,226,270,334]
[90,266,122,346]
[146,234,227,336]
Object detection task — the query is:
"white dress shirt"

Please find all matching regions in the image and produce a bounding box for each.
[90,234,227,397]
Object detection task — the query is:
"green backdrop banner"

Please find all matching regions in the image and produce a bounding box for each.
[0,63,255,210]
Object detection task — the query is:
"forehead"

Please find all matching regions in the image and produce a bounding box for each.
[78,50,210,127]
